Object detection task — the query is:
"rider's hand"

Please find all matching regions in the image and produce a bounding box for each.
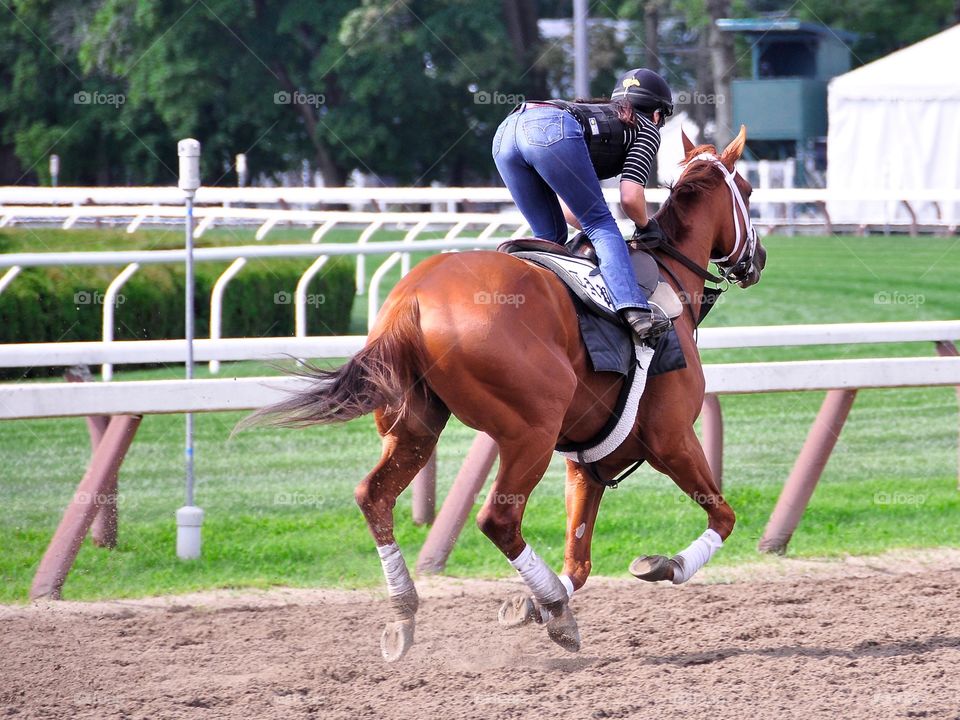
[632,217,664,244]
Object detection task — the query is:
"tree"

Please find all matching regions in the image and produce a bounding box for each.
[705,0,734,148]
[794,0,955,63]
[0,0,175,185]
[2,0,551,186]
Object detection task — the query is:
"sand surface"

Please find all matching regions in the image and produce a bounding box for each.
[3,549,959,719]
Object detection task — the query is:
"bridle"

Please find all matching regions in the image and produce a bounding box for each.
[631,151,760,328]
[690,152,760,285]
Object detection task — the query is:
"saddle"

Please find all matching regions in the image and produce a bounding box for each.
[498,236,684,323]
[497,235,687,482]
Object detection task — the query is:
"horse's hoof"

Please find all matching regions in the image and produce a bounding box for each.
[381,618,415,662]
[498,594,538,627]
[545,602,581,653]
[629,555,678,582]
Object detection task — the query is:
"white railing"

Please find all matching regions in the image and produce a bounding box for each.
[1,322,958,418]
[1,185,959,234]
[0,236,530,377]
[3,185,960,206]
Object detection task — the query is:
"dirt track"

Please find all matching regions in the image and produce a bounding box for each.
[3,551,960,720]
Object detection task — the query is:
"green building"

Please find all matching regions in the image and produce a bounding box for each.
[717,18,857,185]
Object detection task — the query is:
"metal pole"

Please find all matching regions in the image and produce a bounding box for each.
[176,138,203,560]
[185,195,195,507]
[573,0,589,99]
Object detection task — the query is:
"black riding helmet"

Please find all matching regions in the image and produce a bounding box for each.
[611,68,674,123]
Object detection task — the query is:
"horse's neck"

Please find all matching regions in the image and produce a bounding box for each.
[663,217,717,326]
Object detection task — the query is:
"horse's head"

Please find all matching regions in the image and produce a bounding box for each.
[678,126,766,288]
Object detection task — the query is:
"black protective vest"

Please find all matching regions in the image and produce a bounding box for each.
[547,100,630,180]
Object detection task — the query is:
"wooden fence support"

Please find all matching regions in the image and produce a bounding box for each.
[935,341,960,489]
[411,450,437,526]
[416,432,499,574]
[758,389,857,554]
[65,366,117,548]
[30,414,142,600]
[701,394,724,490]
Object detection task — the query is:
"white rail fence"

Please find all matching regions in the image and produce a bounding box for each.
[1,328,959,418]
[2,185,959,234]
[0,236,529,379]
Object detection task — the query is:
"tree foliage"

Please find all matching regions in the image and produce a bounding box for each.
[1,0,547,185]
[0,0,955,186]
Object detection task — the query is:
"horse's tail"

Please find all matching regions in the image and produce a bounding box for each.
[239,296,428,430]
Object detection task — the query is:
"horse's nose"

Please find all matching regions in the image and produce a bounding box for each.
[756,243,768,271]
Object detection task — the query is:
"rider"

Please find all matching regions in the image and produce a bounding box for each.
[493,68,674,341]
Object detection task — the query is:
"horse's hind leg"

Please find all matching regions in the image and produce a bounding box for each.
[631,426,735,584]
[354,391,449,662]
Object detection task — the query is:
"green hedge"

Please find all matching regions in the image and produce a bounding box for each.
[0,258,355,345]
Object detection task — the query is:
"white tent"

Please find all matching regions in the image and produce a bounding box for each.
[827,25,960,226]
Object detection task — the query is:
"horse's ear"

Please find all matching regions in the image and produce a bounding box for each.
[681,126,695,155]
[720,125,747,170]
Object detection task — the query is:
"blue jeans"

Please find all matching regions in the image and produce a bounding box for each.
[492,105,649,311]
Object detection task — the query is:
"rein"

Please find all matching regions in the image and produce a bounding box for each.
[633,153,759,329]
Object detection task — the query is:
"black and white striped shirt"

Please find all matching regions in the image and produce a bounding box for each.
[620,113,661,186]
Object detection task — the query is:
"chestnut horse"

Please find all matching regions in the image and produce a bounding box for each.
[247,127,766,661]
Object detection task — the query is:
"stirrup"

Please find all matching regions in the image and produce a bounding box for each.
[622,306,672,342]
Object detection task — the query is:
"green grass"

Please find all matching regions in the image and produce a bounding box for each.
[1,233,959,602]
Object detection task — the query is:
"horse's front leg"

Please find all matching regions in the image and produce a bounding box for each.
[479,432,581,652]
[630,426,735,584]
[499,460,604,627]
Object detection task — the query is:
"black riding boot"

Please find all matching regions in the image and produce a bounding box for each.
[621,306,672,342]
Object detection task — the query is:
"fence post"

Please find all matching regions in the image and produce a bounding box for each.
[411,451,437,526]
[416,433,499,574]
[30,415,142,600]
[935,341,960,489]
[64,366,117,547]
[758,389,857,554]
[700,394,724,490]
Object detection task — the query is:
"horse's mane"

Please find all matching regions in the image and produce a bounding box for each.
[655,141,739,244]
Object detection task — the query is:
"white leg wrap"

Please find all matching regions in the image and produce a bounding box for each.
[377,542,415,597]
[559,574,575,599]
[509,544,566,606]
[672,529,723,585]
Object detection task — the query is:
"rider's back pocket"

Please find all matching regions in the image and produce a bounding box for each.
[522,117,563,147]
